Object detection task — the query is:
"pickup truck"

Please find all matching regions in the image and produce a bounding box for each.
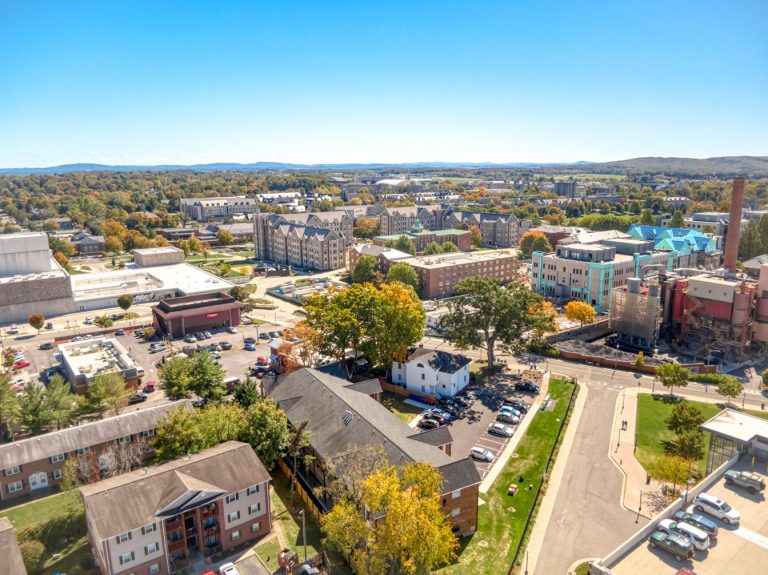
[724,469,766,494]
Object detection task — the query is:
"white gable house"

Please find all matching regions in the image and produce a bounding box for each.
[391,347,472,398]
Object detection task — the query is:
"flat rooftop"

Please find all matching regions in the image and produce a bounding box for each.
[59,337,135,378]
[404,249,515,269]
[0,260,67,284]
[701,408,768,443]
[70,263,233,301]
[374,228,470,241]
[132,246,183,256]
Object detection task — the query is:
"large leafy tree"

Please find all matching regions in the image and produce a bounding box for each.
[82,373,130,418]
[322,462,457,575]
[279,322,323,370]
[351,255,380,284]
[0,375,19,441]
[28,313,45,334]
[656,362,689,397]
[676,429,705,462]
[152,406,207,460]
[385,235,416,255]
[18,385,54,434]
[188,352,226,401]
[242,399,291,469]
[716,376,744,406]
[519,230,553,258]
[45,374,79,430]
[353,218,380,239]
[117,294,133,313]
[385,262,420,292]
[665,401,704,435]
[564,300,596,325]
[440,277,554,367]
[160,356,194,399]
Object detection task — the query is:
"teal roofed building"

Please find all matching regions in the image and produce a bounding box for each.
[627,225,720,254]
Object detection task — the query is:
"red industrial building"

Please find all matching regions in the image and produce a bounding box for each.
[152,292,242,338]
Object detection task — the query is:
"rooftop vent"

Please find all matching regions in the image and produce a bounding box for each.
[342,410,354,426]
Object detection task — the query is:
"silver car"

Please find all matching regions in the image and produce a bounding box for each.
[470,447,494,462]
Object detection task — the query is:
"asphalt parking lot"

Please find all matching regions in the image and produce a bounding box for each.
[610,460,768,575]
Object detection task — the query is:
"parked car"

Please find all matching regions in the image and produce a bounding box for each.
[672,511,719,538]
[150,343,167,353]
[115,328,125,336]
[128,392,148,405]
[488,423,514,437]
[12,360,31,370]
[45,322,54,330]
[675,569,698,575]
[428,407,453,420]
[227,326,238,334]
[259,333,270,340]
[418,418,441,430]
[135,329,145,337]
[84,317,93,325]
[83,334,94,340]
[470,447,494,462]
[658,519,710,551]
[269,331,280,338]
[203,331,213,339]
[648,530,695,561]
[184,334,197,343]
[244,337,256,344]
[724,469,766,494]
[503,399,529,413]
[515,382,540,394]
[220,341,233,350]
[497,412,520,425]
[499,405,522,418]
[144,380,157,393]
[245,342,257,351]
[195,331,206,341]
[219,562,240,575]
[210,351,222,359]
[110,314,120,321]
[7,325,20,334]
[256,356,269,366]
[693,493,740,525]
[423,414,446,426]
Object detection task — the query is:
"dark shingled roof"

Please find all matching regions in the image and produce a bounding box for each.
[0,517,27,575]
[80,441,270,542]
[406,347,472,374]
[408,426,453,447]
[269,368,480,494]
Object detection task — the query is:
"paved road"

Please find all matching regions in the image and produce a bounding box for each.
[534,369,648,575]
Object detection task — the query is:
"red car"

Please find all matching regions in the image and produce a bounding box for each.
[12,360,31,370]
[256,356,269,366]
[676,569,698,575]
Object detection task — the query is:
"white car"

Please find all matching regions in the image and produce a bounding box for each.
[658,518,710,551]
[470,446,494,462]
[227,326,238,334]
[488,422,514,437]
[693,492,740,525]
[497,412,520,425]
[219,563,240,575]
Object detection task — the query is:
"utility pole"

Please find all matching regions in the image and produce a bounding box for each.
[299,509,307,562]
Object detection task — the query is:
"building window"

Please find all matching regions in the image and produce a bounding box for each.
[452,489,461,499]
[452,508,461,517]
[116,532,132,544]
[247,484,260,496]
[4,466,20,476]
[145,542,160,555]
[77,446,91,456]
[230,530,241,542]
[251,522,261,533]
[50,453,66,464]
[7,480,23,493]
[141,523,157,535]
[227,511,241,523]
[118,552,135,565]
[226,493,239,503]
[421,373,425,380]
[141,429,155,438]
[249,503,261,515]
[149,564,161,575]
[118,435,132,444]
[53,469,63,480]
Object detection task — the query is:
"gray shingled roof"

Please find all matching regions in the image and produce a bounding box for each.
[0,517,27,575]
[0,400,191,469]
[406,347,472,374]
[80,441,270,541]
[268,369,480,494]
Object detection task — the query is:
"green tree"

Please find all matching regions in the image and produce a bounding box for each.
[665,401,705,435]
[670,210,685,228]
[233,377,262,409]
[351,255,379,284]
[385,235,416,255]
[635,351,645,370]
[0,375,19,441]
[353,217,380,239]
[94,316,113,332]
[83,373,129,418]
[385,262,420,291]
[440,240,459,253]
[152,405,206,460]
[640,209,655,226]
[716,376,743,406]
[160,356,193,399]
[655,455,690,496]
[519,230,553,258]
[195,403,248,445]
[243,399,291,469]
[440,278,555,367]
[762,368,768,388]
[116,294,133,313]
[28,312,45,334]
[104,236,123,255]
[423,241,443,255]
[20,540,45,573]
[45,374,78,429]
[189,352,226,401]
[676,429,705,462]
[18,384,54,434]
[321,462,457,575]
[217,229,234,245]
[656,362,689,397]
[230,285,251,302]
[59,459,81,491]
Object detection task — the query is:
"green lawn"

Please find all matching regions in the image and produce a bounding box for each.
[254,537,283,572]
[42,538,97,575]
[635,394,721,478]
[381,392,423,424]
[440,379,576,575]
[0,490,80,530]
[575,561,592,575]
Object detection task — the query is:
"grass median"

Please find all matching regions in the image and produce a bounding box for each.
[440,378,576,575]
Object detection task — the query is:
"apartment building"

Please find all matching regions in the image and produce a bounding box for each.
[402,250,519,299]
[81,442,271,575]
[373,228,472,253]
[444,211,531,248]
[268,368,481,536]
[280,211,354,245]
[347,244,413,274]
[374,205,444,236]
[253,213,345,271]
[530,243,683,312]
[180,197,258,222]
[0,401,189,501]
[0,517,27,575]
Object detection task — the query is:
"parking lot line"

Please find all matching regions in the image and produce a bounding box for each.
[479,437,508,447]
[734,526,768,551]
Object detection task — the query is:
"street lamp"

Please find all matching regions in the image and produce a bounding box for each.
[524,548,529,575]
[299,509,307,562]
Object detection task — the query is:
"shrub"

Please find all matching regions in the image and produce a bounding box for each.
[20,540,45,572]
[689,373,728,385]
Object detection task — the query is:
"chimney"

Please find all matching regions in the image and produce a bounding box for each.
[724,177,745,272]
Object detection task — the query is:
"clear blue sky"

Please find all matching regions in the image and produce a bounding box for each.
[1,1,766,168]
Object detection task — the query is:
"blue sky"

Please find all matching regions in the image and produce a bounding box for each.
[0,1,766,168]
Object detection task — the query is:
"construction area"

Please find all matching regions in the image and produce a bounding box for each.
[609,277,661,351]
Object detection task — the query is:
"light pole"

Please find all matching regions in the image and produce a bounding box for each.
[525,548,529,575]
[652,375,656,394]
[299,509,307,562]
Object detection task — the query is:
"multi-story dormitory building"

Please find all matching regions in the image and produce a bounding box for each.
[252,213,347,271]
[81,442,271,575]
[180,197,259,222]
[0,401,189,501]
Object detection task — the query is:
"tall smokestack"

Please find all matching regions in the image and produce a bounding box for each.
[724,177,745,272]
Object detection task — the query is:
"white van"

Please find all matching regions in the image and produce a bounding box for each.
[224,376,241,394]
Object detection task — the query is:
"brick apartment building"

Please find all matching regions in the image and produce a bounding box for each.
[267,368,481,536]
[402,250,519,299]
[152,292,242,339]
[81,442,271,575]
[0,401,189,502]
[252,213,346,271]
[347,244,413,275]
[180,197,259,222]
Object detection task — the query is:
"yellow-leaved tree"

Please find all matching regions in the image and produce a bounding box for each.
[564,300,596,325]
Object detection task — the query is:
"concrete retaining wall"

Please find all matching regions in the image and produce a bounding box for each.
[546,319,611,344]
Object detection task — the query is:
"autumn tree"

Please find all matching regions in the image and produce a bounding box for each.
[353,217,380,239]
[656,362,689,397]
[351,255,380,284]
[104,236,123,255]
[385,262,420,292]
[59,459,81,491]
[321,462,457,575]
[217,229,234,245]
[635,351,645,369]
[279,322,323,370]
[53,251,69,268]
[440,278,554,367]
[564,301,596,325]
[519,230,553,258]
[28,312,45,334]
[469,224,482,247]
[655,455,690,496]
[716,376,743,406]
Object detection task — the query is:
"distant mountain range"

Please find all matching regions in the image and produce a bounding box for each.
[0,156,766,176]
